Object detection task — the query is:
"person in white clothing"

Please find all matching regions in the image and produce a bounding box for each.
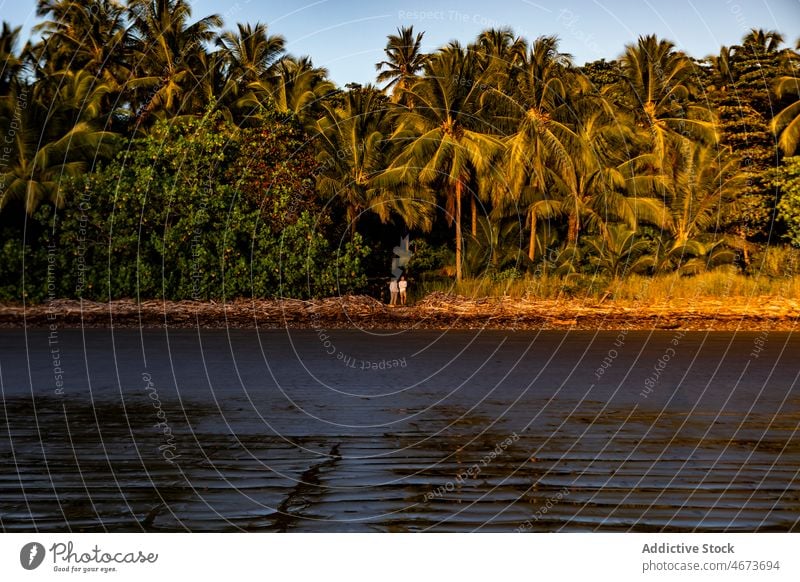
[398,275,408,306]
[388,278,399,305]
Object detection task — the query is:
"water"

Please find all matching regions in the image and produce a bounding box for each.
[1,328,798,532]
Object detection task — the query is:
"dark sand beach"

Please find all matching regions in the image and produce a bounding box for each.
[1,328,798,532]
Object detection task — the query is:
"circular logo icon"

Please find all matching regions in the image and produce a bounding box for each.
[20,542,46,570]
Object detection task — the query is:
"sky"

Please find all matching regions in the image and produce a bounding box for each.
[2,0,799,86]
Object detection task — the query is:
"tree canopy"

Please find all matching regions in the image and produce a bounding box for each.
[1,2,799,299]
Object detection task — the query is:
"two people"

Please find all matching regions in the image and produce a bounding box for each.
[388,275,408,306]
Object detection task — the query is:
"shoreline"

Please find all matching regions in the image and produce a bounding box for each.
[1,293,798,331]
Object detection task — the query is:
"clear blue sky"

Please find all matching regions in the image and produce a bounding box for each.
[2,0,799,86]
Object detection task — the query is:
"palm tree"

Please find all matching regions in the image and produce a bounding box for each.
[216,22,285,89]
[487,35,576,228]
[772,79,800,155]
[584,223,652,280]
[514,187,564,261]
[0,22,23,94]
[183,47,232,119]
[375,26,427,102]
[473,27,526,80]
[314,86,431,237]
[33,0,129,84]
[636,234,736,275]
[488,35,666,254]
[243,55,335,124]
[741,28,785,55]
[771,44,800,154]
[667,141,746,248]
[707,45,736,91]
[617,35,715,163]
[126,0,222,122]
[482,35,577,258]
[0,71,116,213]
[465,215,526,276]
[466,30,528,238]
[543,103,668,248]
[386,45,502,281]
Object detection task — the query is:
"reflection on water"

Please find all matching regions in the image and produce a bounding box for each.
[1,330,798,532]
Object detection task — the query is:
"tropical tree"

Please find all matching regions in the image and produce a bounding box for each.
[0,71,116,213]
[772,156,800,246]
[375,26,427,102]
[772,49,800,155]
[707,30,787,245]
[33,0,129,84]
[186,47,234,119]
[216,22,285,89]
[5,13,800,294]
[707,45,735,90]
[741,28,785,57]
[584,224,652,279]
[668,141,746,251]
[314,86,431,237]
[545,103,668,248]
[473,27,526,82]
[487,36,576,248]
[616,35,715,164]
[126,0,222,122]
[244,55,335,124]
[581,58,623,91]
[386,45,502,281]
[464,215,526,276]
[516,188,563,261]
[636,234,736,275]
[0,22,23,94]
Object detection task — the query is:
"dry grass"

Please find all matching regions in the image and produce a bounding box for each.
[611,271,800,303]
[418,270,800,304]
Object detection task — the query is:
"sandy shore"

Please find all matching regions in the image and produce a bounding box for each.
[1,292,798,331]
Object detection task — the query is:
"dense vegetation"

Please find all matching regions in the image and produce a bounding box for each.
[2,0,800,302]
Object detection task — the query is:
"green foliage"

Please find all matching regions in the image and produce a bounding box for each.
[705,32,788,241]
[580,58,622,90]
[230,108,320,227]
[773,156,800,246]
[406,240,453,276]
[0,113,368,301]
[4,7,800,301]
[748,243,800,277]
[464,216,527,276]
[584,224,651,279]
[376,26,427,100]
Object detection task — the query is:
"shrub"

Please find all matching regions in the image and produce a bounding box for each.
[0,114,369,302]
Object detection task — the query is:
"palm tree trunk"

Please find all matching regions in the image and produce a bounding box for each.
[737,227,751,266]
[567,213,579,246]
[471,196,477,237]
[348,208,358,240]
[455,180,463,282]
[528,211,536,261]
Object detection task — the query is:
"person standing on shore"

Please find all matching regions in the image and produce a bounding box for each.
[398,275,408,306]
[389,278,399,306]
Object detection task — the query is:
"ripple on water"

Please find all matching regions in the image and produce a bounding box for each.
[1,396,798,532]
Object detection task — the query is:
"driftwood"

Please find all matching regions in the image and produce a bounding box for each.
[1,292,798,330]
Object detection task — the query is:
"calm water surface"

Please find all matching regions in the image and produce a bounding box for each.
[1,329,798,532]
